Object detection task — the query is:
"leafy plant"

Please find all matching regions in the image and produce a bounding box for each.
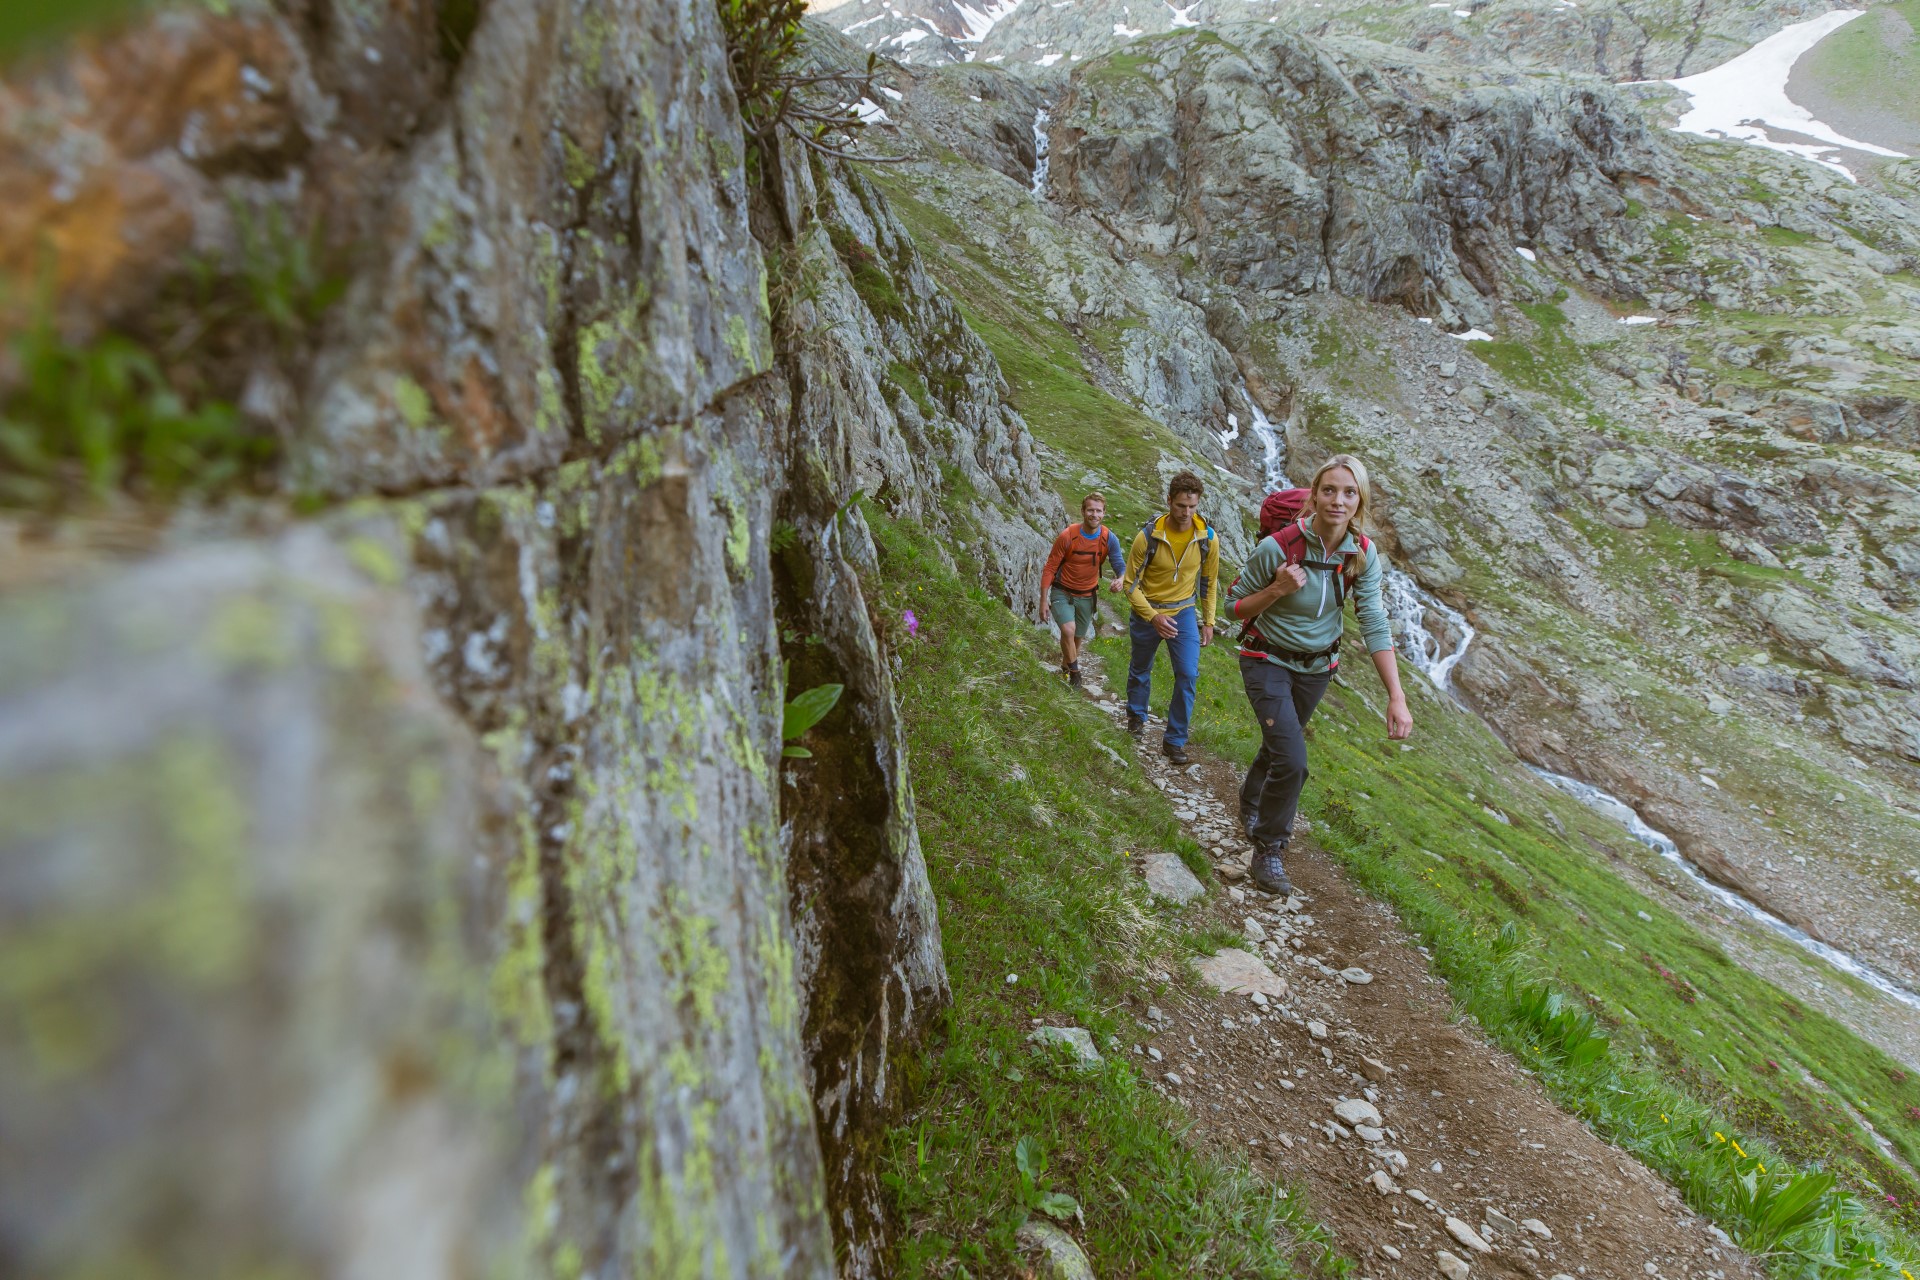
[1732,1164,1837,1255]
[0,315,262,507]
[1013,1136,1082,1225]
[1508,980,1610,1069]
[782,682,843,758]
[715,0,899,162]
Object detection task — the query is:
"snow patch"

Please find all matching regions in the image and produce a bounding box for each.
[1617,315,1659,326]
[1449,328,1494,342]
[843,12,886,31]
[852,98,892,125]
[951,0,1024,42]
[878,85,904,101]
[1037,51,1065,65]
[1514,246,1537,262]
[1115,20,1144,35]
[1658,11,1908,180]
[1169,1,1200,25]
[888,27,927,44]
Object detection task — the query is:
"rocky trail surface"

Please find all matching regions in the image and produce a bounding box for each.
[1072,669,1760,1280]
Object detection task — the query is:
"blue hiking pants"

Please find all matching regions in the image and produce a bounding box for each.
[1127,607,1200,746]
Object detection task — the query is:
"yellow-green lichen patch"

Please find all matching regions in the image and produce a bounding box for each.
[206,594,296,668]
[394,375,436,431]
[488,808,553,1050]
[724,501,751,579]
[345,534,403,587]
[154,734,252,986]
[660,891,730,1028]
[562,135,597,191]
[315,598,367,670]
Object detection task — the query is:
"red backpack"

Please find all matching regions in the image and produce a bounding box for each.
[1233,490,1373,657]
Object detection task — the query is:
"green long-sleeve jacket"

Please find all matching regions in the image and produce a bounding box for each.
[1227,523,1394,673]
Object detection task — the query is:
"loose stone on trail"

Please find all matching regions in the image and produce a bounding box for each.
[1335,1098,1383,1127]
[1436,1248,1471,1280]
[1446,1217,1493,1254]
[1141,851,1206,904]
[1194,947,1289,1000]
[1361,1055,1392,1081]
[1028,1026,1104,1070]
[1341,966,1374,984]
[1017,1218,1097,1280]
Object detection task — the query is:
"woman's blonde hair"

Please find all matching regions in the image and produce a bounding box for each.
[1309,453,1371,538]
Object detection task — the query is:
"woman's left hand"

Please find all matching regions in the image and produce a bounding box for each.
[1386,697,1412,740]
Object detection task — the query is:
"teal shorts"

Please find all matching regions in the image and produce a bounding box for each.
[1049,587,1098,636]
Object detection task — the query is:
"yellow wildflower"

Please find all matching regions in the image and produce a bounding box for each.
[1713,1132,1726,1142]
[1732,1141,1748,1158]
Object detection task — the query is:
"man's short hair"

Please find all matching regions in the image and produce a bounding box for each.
[1167,471,1204,502]
[1081,491,1106,512]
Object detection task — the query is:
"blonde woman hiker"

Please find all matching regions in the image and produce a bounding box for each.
[1117,471,1221,766]
[1226,455,1412,896]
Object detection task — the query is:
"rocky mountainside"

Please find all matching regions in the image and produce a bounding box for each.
[814,0,1840,78]
[4,0,1920,1275]
[835,12,1920,1058]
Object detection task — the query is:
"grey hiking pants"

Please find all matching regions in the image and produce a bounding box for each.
[1239,655,1333,849]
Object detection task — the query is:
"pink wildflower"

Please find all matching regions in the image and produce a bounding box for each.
[903,608,919,638]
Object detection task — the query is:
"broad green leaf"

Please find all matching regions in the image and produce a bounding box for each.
[783,683,844,741]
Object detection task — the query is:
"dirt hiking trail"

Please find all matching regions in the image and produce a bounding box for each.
[1076,667,1761,1280]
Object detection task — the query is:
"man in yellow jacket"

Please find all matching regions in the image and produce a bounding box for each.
[1114,471,1220,765]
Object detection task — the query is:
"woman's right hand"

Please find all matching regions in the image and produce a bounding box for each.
[1271,563,1307,595]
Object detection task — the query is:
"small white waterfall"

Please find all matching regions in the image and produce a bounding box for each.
[1030,104,1052,199]
[1224,385,1285,489]
[1531,767,1920,1012]
[1383,568,1475,692]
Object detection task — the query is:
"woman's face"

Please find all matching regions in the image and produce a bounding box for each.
[1314,466,1361,527]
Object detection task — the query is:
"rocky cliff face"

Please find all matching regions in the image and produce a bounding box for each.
[0,2,1053,1276]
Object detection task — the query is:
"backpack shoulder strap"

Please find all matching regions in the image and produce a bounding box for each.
[1274,521,1307,564]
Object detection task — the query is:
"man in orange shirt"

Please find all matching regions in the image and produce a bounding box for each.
[1040,493,1125,686]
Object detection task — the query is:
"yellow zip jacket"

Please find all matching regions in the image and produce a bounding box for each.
[1122,514,1221,627]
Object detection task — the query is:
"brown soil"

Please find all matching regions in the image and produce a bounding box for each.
[1087,674,1761,1280]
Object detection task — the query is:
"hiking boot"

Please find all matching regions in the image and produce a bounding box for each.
[1161,737,1190,765]
[1239,802,1257,842]
[1250,845,1293,896]
[1068,665,1083,688]
[1126,712,1146,736]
